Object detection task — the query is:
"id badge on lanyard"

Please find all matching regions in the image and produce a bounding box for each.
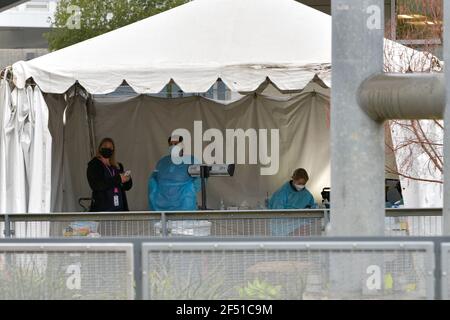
[113,187,120,207]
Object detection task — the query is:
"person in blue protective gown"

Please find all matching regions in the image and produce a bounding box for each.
[269,168,318,236]
[148,135,201,211]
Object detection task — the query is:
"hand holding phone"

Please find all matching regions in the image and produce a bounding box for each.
[124,170,131,177]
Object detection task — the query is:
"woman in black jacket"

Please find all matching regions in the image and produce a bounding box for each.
[87,138,133,212]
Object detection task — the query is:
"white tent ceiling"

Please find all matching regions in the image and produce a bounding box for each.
[11,0,440,95]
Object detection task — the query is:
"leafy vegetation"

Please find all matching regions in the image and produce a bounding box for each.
[45,0,189,51]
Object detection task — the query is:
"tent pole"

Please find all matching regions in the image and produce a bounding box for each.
[86,93,97,158]
[200,166,209,210]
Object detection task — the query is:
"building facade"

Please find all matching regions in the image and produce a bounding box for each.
[298,0,443,58]
[0,0,57,68]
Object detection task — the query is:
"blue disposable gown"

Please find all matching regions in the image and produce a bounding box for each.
[148,155,201,211]
[269,181,317,236]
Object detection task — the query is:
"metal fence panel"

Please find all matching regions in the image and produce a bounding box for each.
[385,216,442,236]
[440,243,450,299]
[0,215,6,238]
[0,243,134,300]
[3,211,326,239]
[0,209,444,239]
[164,216,323,238]
[8,215,440,237]
[8,214,162,239]
[141,241,434,300]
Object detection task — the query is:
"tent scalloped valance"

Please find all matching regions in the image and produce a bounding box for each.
[12,61,332,94]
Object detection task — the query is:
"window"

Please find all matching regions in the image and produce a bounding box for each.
[391,0,442,44]
[25,52,36,60]
[388,0,443,59]
[97,80,234,101]
[25,0,50,11]
[157,80,231,100]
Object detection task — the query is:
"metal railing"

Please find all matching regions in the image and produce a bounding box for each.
[441,243,450,300]
[385,208,443,236]
[0,209,327,239]
[0,236,448,300]
[0,208,443,239]
[0,243,134,300]
[142,240,434,300]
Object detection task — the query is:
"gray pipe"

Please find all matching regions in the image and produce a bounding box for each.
[358,73,445,121]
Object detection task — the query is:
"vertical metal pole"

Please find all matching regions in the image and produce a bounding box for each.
[434,239,442,300]
[86,94,97,159]
[329,0,385,299]
[201,177,207,210]
[4,214,11,238]
[443,0,450,235]
[200,166,207,210]
[390,0,396,41]
[161,212,168,237]
[331,0,385,236]
[133,239,143,300]
[323,209,331,235]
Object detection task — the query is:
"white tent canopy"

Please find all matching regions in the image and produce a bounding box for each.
[11,0,439,95]
[12,0,439,94]
[13,0,333,94]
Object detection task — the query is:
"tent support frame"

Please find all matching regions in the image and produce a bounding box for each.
[85,92,97,158]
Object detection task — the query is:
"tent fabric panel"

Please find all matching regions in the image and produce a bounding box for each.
[45,93,92,213]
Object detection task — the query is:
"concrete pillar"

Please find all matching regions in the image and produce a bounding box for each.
[331,0,385,236]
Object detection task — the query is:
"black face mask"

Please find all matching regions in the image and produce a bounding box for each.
[100,148,113,159]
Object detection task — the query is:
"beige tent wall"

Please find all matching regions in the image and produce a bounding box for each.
[44,86,400,212]
[45,93,92,212]
[92,92,331,211]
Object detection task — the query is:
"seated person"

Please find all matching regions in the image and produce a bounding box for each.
[269,168,318,236]
[148,135,201,211]
[269,168,316,209]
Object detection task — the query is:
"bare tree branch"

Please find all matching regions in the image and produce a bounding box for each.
[386,166,443,184]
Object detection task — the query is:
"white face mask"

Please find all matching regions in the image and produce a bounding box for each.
[294,184,305,191]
